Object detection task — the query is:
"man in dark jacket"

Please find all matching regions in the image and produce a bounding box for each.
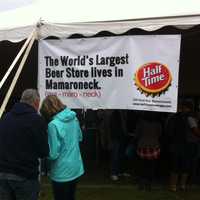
[0,89,49,200]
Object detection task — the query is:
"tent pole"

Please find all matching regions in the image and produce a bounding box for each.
[0,30,36,118]
[0,30,35,90]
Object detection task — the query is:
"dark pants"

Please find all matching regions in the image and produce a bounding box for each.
[138,158,156,186]
[170,143,198,174]
[110,139,126,175]
[52,179,78,200]
[0,179,39,200]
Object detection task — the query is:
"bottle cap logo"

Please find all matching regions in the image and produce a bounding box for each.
[134,62,172,96]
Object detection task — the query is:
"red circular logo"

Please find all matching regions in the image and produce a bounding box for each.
[135,62,172,94]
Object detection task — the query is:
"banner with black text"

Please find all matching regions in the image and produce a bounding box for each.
[38,35,181,112]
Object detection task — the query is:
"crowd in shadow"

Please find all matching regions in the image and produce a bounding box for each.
[71,99,200,192]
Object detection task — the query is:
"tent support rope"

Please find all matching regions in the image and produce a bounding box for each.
[0,30,35,90]
[0,30,36,118]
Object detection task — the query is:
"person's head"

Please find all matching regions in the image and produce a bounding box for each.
[179,99,194,113]
[40,95,65,121]
[20,89,40,111]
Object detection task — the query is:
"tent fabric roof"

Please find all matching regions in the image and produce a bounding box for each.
[0,25,35,42]
[39,15,200,40]
[1,0,200,42]
[1,14,200,42]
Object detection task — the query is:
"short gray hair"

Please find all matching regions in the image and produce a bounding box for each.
[20,89,40,106]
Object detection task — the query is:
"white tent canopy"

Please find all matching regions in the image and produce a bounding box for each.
[0,0,200,42]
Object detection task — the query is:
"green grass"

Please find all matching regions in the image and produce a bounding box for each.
[39,177,200,200]
[39,161,200,200]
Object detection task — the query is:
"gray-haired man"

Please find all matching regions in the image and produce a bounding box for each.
[0,89,49,200]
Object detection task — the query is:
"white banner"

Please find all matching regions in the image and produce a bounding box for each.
[38,35,181,112]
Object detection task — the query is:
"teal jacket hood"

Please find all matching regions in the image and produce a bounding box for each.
[53,108,76,122]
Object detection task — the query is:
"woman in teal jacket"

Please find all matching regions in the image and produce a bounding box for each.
[40,95,84,200]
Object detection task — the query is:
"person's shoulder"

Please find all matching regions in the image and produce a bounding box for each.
[29,111,43,120]
[29,112,47,127]
[48,116,60,128]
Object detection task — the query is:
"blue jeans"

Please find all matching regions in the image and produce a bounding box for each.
[0,179,40,200]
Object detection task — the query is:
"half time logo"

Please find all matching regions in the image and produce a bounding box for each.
[134,62,172,96]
